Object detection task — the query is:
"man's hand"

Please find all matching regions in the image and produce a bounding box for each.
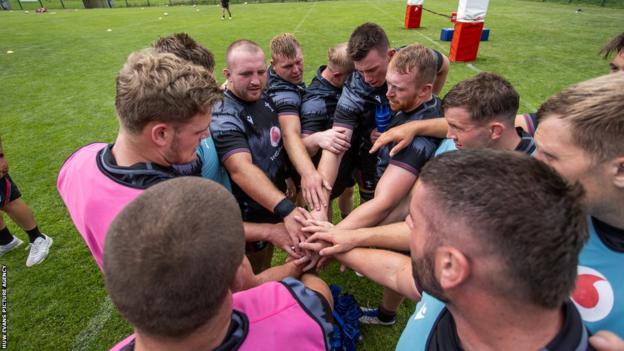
[370,123,415,157]
[283,207,312,253]
[315,128,351,154]
[265,223,301,259]
[301,170,331,212]
[590,331,624,351]
[300,221,358,256]
[370,128,382,144]
[283,255,313,278]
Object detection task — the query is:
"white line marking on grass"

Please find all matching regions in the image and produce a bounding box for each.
[72,296,115,351]
[293,1,317,33]
[466,63,482,73]
[467,64,536,110]
[365,0,444,50]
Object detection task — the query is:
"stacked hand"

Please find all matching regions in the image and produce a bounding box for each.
[301,170,331,212]
[280,207,330,272]
[316,128,351,154]
[299,220,357,257]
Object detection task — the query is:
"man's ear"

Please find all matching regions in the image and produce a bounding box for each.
[149,123,173,147]
[610,156,624,189]
[223,67,231,81]
[435,246,470,290]
[387,48,397,59]
[488,122,505,141]
[418,83,433,99]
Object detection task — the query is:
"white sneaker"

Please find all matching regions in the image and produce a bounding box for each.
[359,307,397,326]
[0,237,23,257]
[26,234,53,267]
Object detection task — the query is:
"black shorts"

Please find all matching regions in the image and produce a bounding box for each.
[330,152,356,200]
[221,0,229,8]
[0,175,21,209]
[354,145,377,202]
[242,207,280,252]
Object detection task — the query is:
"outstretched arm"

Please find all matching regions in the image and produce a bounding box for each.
[336,165,416,230]
[336,248,420,301]
[301,129,351,156]
[313,126,354,220]
[300,220,410,256]
[224,152,307,249]
[279,115,332,212]
[231,255,309,292]
[244,222,301,258]
[370,118,448,156]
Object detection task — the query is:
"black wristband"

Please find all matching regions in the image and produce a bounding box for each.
[273,198,296,219]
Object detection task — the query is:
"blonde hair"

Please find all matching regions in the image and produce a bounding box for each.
[537,73,624,162]
[327,42,354,73]
[388,44,436,87]
[115,48,222,134]
[270,33,301,60]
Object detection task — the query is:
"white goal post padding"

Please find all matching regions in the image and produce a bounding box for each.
[457,0,489,22]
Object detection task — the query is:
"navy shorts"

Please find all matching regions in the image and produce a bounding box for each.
[354,145,377,202]
[0,175,21,209]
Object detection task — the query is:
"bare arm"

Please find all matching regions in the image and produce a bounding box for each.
[301,129,351,157]
[255,258,307,284]
[336,248,421,301]
[300,221,410,255]
[244,222,299,258]
[313,126,354,220]
[336,165,417,230]
[224,152,307,248]
[369,118,448,156]
[279,115,331,211]
[225,152,287,212]
[231,256,309,292]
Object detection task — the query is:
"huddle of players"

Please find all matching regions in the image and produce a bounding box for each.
[56,26,624,350]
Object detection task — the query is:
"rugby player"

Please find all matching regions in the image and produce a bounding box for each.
[534,73,624,337]
[314,22,449,220]
[335,150,591,351]
[107,178,334,351]
[300,42,355,219]
[0,135,53,266]
[210,40,310,273]
[59,49,306,285]
[265,33,335,212]
[302,72,536,325]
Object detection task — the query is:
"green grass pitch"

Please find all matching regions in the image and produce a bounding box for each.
[0,0,622,349]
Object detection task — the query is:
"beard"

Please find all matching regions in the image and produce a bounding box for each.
[411,250,449,303]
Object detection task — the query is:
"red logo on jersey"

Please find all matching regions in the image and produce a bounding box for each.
[571,266,614,322]
[270,126,281,147]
